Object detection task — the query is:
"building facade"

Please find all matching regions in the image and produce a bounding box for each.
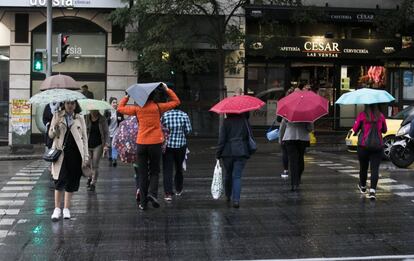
[244,0,410,130]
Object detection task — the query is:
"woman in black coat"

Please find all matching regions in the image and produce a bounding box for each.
[216,113,252,208]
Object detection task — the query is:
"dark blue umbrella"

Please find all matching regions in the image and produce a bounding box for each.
[126,82,163,107]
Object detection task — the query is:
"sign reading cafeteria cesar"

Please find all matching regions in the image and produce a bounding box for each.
[249,37,401,59]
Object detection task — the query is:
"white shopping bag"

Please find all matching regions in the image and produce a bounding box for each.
[211,159,223,200]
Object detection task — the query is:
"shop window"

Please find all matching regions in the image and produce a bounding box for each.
[247,64,285,126]
[112,24,125,44]
[403,70,414,100]
[15,14,29,43]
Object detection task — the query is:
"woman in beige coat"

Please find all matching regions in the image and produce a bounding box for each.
[49,100,89,221]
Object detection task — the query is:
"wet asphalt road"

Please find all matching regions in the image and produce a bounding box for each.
[0,147,414,261]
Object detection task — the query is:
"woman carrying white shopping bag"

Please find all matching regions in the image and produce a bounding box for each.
[211,160,223,200]
[216,113,254,208]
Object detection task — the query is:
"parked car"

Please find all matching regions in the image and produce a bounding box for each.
[345,106,414,160]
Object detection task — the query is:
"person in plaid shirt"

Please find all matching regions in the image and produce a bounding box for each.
[161,108,192,201]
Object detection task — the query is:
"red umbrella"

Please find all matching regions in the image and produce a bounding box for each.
[276,91,329,122]
[210,95,265,114]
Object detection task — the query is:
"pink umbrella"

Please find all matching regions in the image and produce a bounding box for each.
[209,95,265,114]
[40,74,79,91]
[277,91,329,122]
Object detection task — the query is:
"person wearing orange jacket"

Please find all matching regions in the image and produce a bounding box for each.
[118,83,180,210]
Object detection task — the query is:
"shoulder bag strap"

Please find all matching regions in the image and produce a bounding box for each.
[61,117,71,149]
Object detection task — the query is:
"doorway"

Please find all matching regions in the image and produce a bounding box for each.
[290,62,335,130]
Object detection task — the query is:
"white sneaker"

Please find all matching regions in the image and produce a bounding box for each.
[281,171,289,178]
[63,208,71,219]
[51,208,61,222]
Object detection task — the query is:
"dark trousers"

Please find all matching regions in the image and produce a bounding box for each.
[357,146,383,190]
[137,144,162,205]
[222,157,247,202]
[285,140,307,187]
[281,143,289,170]
[162,146,187,194]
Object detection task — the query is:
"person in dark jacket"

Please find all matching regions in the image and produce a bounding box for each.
[216,114,252,208]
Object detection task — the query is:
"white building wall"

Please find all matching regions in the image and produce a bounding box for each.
[0,8,137,145]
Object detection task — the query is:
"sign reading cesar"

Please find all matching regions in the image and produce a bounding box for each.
[249,37,401,59]
[30,0,73,7]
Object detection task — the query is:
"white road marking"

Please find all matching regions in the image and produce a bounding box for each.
[0,219,15,226]
[11,177,40,180]
[338,169,360,173]
[0,193,29,198]
[0,200,25,206]
[16,173,42,176]
[244,254,414,260]
[395,192,414,197]
[379,178,397,184]
[1,186,33,191]
[380,184,413,191]
[307,161,333,164]
[6,181,37,185]
[328,166,356,170]
[17,219,28,224]
[0,230,8,238]
[318,163,343,166]
[0,209,20,215]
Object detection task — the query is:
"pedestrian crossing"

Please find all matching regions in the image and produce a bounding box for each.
[0,160,48,240]
[305,156,414,203]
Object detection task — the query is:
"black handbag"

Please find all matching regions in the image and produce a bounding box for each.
[43,124,70,162]
[244,119,257,155]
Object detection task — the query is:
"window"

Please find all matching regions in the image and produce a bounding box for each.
[403,70,414,100]
[247,64,285,126]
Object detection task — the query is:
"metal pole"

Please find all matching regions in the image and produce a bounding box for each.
[46,0,52,77]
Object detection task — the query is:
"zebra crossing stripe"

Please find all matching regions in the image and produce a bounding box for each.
[0,230,8,238]
[6,181,37,185]
[11,177,40,180]
[1,186,33,191]
[0,200,25,206]
[338,169,360,173]
[380,184,413,191]
[328,166,355,170]
[395,192,414,197]
[0,209,20,215]
[0,193,29,198]
[380,178,397,184]
[318,163,343,166]
[0,219,15,226]
[16,173,42,176]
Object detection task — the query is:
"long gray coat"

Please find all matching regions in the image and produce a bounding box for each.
[48,111,89,180]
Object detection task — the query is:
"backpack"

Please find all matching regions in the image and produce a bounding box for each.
[358,113,382,150]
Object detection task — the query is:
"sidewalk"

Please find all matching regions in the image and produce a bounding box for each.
[0,132,348,161]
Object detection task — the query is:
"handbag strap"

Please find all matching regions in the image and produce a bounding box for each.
[61,117,71,149]
[244,119,253,138]
[267,118,278,132]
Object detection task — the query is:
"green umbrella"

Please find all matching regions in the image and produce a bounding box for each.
[78,99,112,114]
[29,89,86,104]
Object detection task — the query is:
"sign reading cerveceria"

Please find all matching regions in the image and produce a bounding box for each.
[249,37,401,59]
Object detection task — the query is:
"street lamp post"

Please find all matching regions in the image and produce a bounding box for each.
[46,0,52,77]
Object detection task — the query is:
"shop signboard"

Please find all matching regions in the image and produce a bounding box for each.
[248,37,401,60]
[0,0,126,8]
[11,99,31,145]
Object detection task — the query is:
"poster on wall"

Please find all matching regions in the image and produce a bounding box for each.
[11,99,31,145]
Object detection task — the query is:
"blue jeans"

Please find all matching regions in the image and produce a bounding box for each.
[222,157,247,202]
[109,137,118,160]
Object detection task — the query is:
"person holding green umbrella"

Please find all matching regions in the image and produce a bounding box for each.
[49,100,89,221]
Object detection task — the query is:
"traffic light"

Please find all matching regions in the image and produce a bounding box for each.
[33,51,44,72]
[57,33,69,63]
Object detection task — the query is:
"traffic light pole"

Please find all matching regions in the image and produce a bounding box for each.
[46,0,52,77]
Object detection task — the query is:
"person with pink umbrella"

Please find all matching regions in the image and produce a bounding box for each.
[277,88,329,192]
[211,94,264,208]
